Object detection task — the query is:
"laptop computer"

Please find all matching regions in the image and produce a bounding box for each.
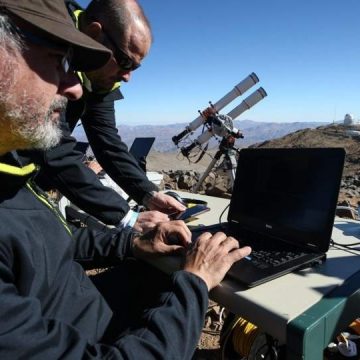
[192,147,345,287]
[129,137,155,171]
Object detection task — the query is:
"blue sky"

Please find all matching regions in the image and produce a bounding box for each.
[78,0,360,125]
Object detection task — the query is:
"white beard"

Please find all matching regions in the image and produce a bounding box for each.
[8,96,66,150]
[0,56,67,151]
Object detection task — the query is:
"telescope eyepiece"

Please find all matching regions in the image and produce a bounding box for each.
[172,128,191,145]
[181,142,197,158]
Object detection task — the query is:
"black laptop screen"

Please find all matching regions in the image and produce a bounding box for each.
[228,148,345,252]
[129,137,155,162]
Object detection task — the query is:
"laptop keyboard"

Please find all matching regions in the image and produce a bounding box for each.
[247,248,307,269]
[190,225,310,269]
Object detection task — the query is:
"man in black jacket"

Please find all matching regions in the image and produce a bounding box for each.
[21,0,186,232]
[0,1,251,358]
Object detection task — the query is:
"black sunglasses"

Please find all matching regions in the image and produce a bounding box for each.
[18,29,73,73]
[101,28,141,72]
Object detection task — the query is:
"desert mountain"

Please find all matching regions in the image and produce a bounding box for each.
[74,120,328,152]
[74,120,360,210]
[146,124,360,210]
[250,124,360,178]
[118,120,328,152]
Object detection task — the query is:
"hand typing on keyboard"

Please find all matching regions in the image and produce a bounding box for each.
[132,222,251,291]
[183,232,252,290]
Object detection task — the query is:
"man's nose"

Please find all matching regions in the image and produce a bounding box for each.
[59,71,83,101]
[118,70,131,83]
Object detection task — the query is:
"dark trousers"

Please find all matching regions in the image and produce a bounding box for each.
[90,259,172,343]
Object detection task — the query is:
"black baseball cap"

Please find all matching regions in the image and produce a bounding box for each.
[0,0,112,71]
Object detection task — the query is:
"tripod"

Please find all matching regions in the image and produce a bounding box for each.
[192,136,239,193]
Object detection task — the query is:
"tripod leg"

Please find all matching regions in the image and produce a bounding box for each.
[192,154,222,193]
[227,154,238,190]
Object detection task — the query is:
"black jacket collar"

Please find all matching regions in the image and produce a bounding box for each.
[0,152,37,192]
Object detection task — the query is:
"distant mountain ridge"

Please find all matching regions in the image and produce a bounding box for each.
[147,123,360,209]
[74,119,329,152]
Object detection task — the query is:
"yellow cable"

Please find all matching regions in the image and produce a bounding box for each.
[221,316,260,359]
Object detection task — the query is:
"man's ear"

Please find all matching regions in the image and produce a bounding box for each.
[82,22,103,42]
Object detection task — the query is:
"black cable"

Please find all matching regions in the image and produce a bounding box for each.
[219,203,230,224]
[330,239,360,247]
[330,241,360,255]
[332,240,360,247]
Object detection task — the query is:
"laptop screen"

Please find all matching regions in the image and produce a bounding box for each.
[228,148,345,252]
[129,137,155,162]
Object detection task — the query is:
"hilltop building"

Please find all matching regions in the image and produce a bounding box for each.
[343,113,360,137]
[344,113,355,126]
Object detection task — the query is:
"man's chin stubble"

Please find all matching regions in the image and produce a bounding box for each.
[9,96,67,151]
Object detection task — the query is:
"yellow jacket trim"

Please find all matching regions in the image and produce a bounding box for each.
[0,162,36,176]
[0,161,71,236]
[26,182,72,236]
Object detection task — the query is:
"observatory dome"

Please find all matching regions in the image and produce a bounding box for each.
[344,113,355,126]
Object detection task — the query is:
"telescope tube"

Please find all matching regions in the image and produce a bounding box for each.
[212,72,259,111]
[172,73,261,145]
[227,87,267,120]
[187,72,259,132]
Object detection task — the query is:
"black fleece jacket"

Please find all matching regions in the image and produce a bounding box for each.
[17,0,158,226]
[0,154,208,359]
[20,88,157,226]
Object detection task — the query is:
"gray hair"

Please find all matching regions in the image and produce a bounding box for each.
[0,13,24,54]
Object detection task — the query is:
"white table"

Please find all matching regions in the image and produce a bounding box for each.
[154,191,360,360]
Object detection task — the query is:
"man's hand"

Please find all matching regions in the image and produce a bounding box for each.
[145,191,186,214]
[85,160,103,175]
[133,210,171,233]
[132,220,192,260]
[183,232,251,290]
